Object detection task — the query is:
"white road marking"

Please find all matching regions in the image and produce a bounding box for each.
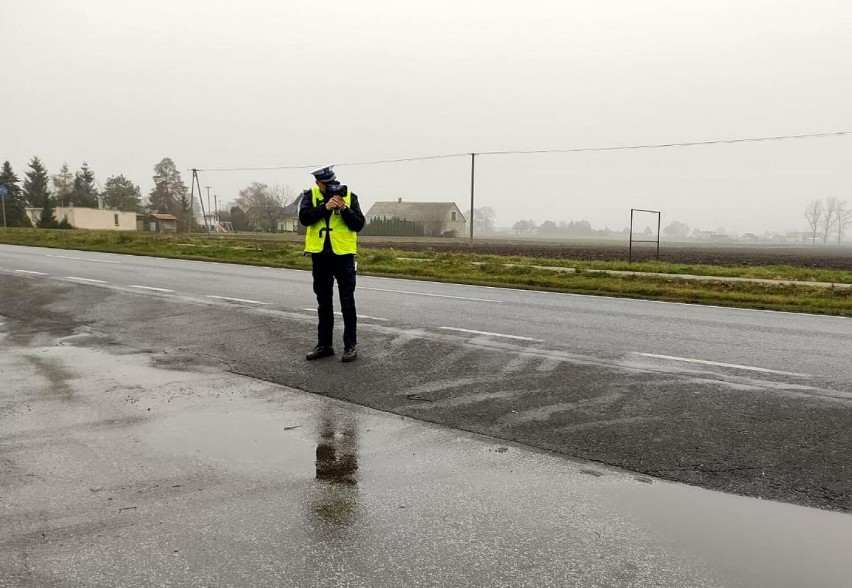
[207,295,269,305]
[66,276,107,284]
[439,327,542,342]
[363,287,502,303]
[47,254,120,264]
[14,270,47,275]
[302,308,389,321]
[129,285,175,293]
[634,353,811,377]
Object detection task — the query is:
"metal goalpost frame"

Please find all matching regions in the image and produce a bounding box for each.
[629,208,661,263]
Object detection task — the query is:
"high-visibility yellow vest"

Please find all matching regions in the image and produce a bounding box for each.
[304,186,357,255]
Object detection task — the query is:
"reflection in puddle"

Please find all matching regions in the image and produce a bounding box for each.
[311,410,359,528]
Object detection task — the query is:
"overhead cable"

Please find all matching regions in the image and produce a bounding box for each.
[194,131,852,172]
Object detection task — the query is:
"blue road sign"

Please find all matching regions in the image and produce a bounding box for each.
[0,185,8,197]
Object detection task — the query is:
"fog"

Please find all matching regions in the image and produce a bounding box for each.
[2,0,851,235]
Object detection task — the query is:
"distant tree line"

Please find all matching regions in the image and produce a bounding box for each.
[512,218,615,236]
[0,156,195,230]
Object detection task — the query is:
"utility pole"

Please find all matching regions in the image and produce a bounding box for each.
[205,186,212,230]
[469,153,476,244]
[191,169,210,236]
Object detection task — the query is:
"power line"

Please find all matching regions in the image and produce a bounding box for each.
[194,130,852,173]
[479,130,852,156]
[198,152,469,173]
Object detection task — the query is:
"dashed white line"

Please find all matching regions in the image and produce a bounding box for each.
[66,276,107,284]
[129,285,175,293]
[302,308,389,321]
[362,287,502,303]
[439,327,542,342]
[207,295,269,305]
[14,270,47,275]
[47,254,120,264]
[634,353,811,377]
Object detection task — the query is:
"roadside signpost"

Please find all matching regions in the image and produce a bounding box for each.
[0,184,8,230]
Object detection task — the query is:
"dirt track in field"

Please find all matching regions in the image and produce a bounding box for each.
[364,239,852,270]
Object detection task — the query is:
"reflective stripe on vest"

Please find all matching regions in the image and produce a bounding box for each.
[304,185,357,255]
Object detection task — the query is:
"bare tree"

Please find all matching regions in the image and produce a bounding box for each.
[52,163,74,207]
[821,197,840,244]
[464,206,496,234]
[835,200,851,244]
[803,199,823,245]
[236,182,291,232]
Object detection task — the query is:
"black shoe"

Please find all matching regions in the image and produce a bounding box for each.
[341,346,358,363]
[306,345,335,360]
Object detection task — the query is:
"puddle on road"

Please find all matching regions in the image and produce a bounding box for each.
[145,409,316,471]
[606,480,852,588]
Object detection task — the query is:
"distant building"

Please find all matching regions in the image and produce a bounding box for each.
[26,207,137,231]
[785,231,812,243]
[149,213,178,233]
[276,197,301,233]
[364,199,467,237]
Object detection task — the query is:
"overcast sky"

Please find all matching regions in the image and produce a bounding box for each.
[2,0,851,234]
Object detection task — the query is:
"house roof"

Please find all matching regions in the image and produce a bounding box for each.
[151,213,177,220]
[280,196,301,217]
[365,201,465,223]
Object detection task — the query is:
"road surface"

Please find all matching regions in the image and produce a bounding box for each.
[1,243,850,514]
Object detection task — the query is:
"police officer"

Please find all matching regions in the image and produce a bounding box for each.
[299,166,365,362]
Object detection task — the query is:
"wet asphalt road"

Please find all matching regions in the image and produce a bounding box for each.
[0,244,850,514]
[2,319,852,587]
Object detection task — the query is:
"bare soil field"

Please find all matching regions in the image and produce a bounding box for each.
[361,237,852,270]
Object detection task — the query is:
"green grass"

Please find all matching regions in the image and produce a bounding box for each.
[2,228,850,316]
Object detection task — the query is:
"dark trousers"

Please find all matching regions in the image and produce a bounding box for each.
[312,252,357,349]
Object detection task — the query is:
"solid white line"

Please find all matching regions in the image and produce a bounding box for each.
[362,287,502,303]
[206,295,269,305]
[302,308,389,321]
[47,254,120,264]
[129,285,175,293]
[66,276,107,284]
[634,353,811,377]
[439,327,542,342]
[14,270,47,275]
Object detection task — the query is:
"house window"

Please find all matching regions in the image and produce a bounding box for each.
[114,214,120,226]
[451,212,457,221]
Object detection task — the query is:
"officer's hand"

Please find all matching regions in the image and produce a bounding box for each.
[324,200,337,210]
[331,196,345,209]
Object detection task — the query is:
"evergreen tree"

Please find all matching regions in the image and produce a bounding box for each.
[148,157,187,214]
[0,161,32,227]
[228,206,249,231]
[52,163,74,206]
[37,196,59,228]
[177,190,194,232]
[23,156,51,208]
[102,175,142,211]
[70,162,99,208]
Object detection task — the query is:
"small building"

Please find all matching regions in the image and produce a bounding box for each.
[785,231,812,243]
[276,197,301,232]
[149,213,178,233]
[364,199,467,237]
[26,207,138,231]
